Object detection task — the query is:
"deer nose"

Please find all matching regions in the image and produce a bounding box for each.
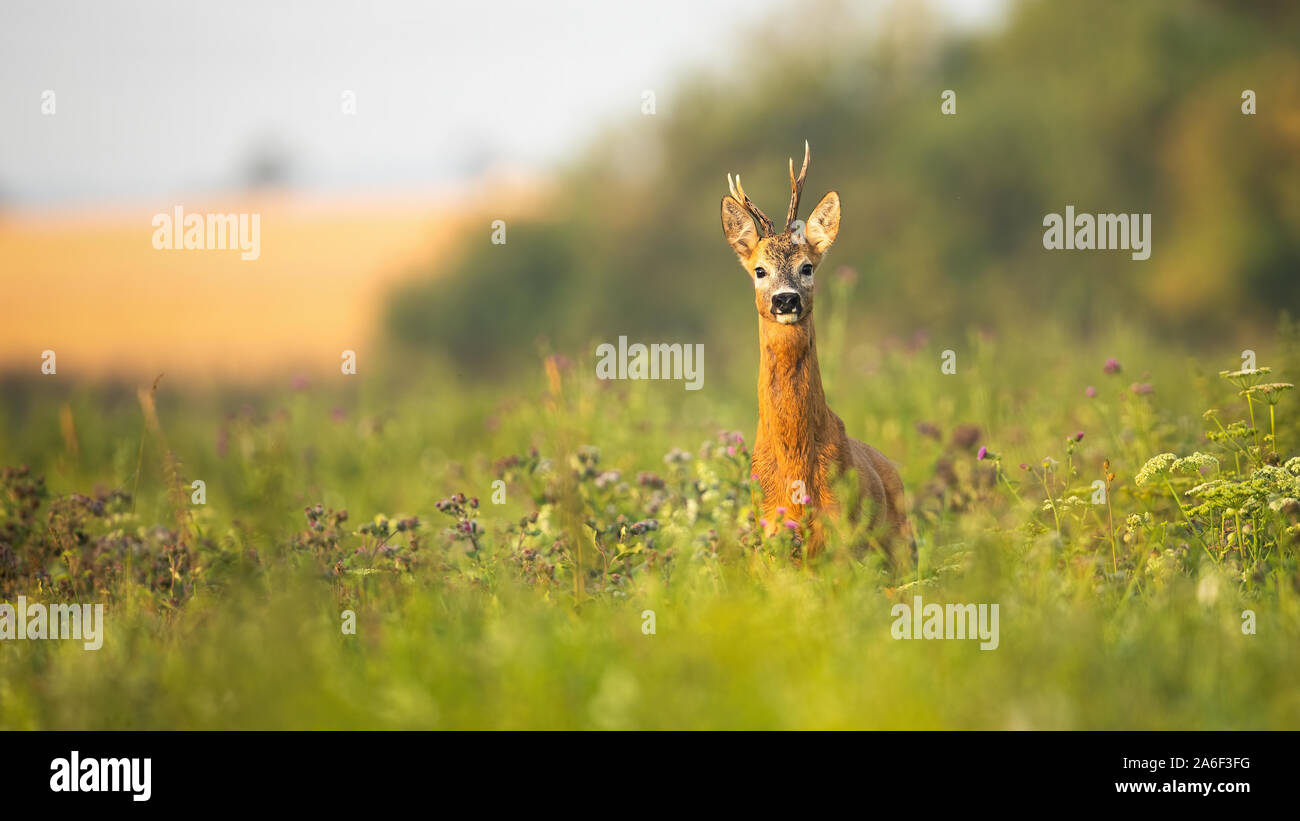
[771,291,801,316]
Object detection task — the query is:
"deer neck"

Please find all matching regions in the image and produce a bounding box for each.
[757,316,831,455]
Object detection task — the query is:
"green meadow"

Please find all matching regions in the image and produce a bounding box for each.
[2,305,1298,729]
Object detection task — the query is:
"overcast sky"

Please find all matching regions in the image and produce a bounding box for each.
[0,0,1003,208]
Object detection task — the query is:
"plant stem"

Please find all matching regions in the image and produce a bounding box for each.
[1246,393,1259,453]
[1105,484,1117,574]
[1164,477,1216,564]
[1040,470,1062,538]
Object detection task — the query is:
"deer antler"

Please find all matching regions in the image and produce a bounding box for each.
[785,140,809,232]
[727,172,776,236]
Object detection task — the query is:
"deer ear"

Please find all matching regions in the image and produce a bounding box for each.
[721,196,759,262]
[805,191,840,255]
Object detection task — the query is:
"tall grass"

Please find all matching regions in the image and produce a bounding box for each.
[1,311,1298,728]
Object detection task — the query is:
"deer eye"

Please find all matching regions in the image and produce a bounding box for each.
[800,264,814,276]
[754,267,768,278]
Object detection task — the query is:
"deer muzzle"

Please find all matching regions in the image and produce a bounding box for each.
[771,291,802,322]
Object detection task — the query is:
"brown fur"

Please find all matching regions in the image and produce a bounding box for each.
[721,156,910,559]
[750,317,910,557]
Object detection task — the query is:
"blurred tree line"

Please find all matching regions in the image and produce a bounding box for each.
[387,0,1300,377]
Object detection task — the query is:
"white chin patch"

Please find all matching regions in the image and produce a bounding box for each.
[775,313,800,324]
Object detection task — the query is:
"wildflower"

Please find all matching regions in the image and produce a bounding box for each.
[915,421,942,440]
[1269,497,1300,514]
[291,374,310,391]
[1019,463,1029,470]
[1130,382,1154,395]
[977,446,988,460]
[1219,366,1270,380]
[951,425,981,449]
[1135,453,1177,486]
[593,470,621,490]
[1246,382,1294,403]
[1074,431,1084,442]
[1085,386,1097,398]
[1103,358,1122,374]
[776,506,787,516]
[1172,452,1219,475]
[801,494,811,504]
[637,472,665,489]
[784,520,799,530]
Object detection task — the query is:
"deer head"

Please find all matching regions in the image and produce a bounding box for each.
[720,141,841,325]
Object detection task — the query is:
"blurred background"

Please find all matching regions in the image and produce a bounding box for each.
[4,0,1297,389]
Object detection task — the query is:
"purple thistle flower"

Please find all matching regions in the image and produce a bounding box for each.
[1085,385,1097,398]
[1104,358,1122,375]
[977,446,988,460]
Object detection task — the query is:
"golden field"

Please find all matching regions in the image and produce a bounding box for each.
[0,180,545,384]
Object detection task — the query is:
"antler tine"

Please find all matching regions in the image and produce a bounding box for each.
[727,172,776,236]
[785,140,809,231]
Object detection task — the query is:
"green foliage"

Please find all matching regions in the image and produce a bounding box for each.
[2,315,1299,728]
[386,0,1300,371]
[387,224,585,373]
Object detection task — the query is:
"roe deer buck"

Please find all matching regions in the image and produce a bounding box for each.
[720,142,910,559]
